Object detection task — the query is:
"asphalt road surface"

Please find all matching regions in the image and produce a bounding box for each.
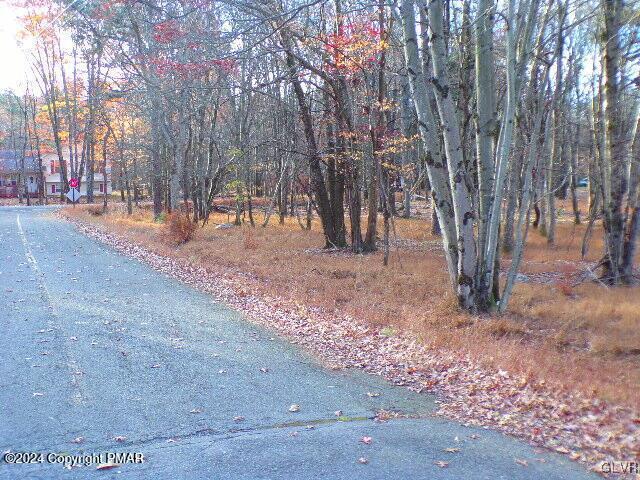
[0,206,597,479]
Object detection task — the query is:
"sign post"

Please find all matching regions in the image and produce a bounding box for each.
[67,178,80,207]
[66,188,80,205]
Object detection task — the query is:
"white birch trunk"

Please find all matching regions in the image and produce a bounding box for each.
[421,0,478,309]
[399,0,458,286]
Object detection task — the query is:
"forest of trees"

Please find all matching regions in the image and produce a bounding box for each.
[1,0,639,313]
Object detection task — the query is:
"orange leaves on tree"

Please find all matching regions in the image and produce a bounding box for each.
[323,16,385,75]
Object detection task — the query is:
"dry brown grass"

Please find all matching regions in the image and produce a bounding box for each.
[63,196,640,410]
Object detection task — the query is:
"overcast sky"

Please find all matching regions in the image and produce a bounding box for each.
[0,2,32,93]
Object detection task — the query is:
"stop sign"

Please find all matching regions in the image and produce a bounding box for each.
[69,178,79,188]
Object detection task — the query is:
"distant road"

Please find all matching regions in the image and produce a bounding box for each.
[0,206,596,479]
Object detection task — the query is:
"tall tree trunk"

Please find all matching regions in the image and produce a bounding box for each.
[283,47,338,248]
[569,121,581,224]
[621,104,640,281]
[474,0,497,262]
[150,95,164,219]
[365,2,390,252]
[424,0,478,309]
[400,0,458,286]
[600,0,626,283]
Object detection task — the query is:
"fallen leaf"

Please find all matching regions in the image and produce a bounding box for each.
[434,461,449,468]
[360,436,373,445]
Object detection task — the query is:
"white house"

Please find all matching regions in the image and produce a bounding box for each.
[42,151,112,198]
[44,171,111,197]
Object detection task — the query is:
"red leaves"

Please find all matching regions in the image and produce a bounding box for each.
[147,16,236,78]
[211,59,236,74]
[153,20,185,44]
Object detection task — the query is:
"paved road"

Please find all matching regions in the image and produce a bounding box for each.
[0,206,597,479]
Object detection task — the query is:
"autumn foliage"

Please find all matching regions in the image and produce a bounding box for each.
[165,212,197,245]
[324,16,384,74]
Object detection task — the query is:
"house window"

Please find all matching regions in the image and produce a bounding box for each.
[99,183,104,193]
[51,184,56,194]
[50,161,55,174]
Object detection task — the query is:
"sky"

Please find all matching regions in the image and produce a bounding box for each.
[0,2,32,93]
